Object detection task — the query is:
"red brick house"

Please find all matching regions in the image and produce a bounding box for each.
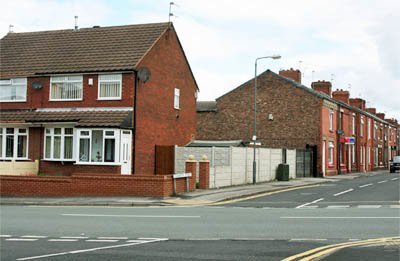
[0,22,198,176]
[197,69,397,176]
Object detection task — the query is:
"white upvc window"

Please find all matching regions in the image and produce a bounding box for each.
[351,144,355,164]
[360,116,364,137]
[50,75,83,101]
[329,110,334,131]
[44,127,74,161]
[0,78,27,102]
[174,88,180,109]
[328,141,334,165]
[0,127,28,160]
[98,74,122,100]
[77,129,119,164]
[374,124,377,139]
[367,119,371,139]
[352,115,356,135]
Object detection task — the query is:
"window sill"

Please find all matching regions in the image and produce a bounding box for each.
[42,159,75,162]
[74,162,122,166]
[0,158,30,161]
[0,100,27,103]
[49,99,83,102]
[97,98,122,101]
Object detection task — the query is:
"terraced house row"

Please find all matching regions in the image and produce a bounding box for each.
[197,69,399,177]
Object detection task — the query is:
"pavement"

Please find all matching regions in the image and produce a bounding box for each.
[0,172,381,207]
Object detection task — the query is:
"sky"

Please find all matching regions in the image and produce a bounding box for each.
[1,0,399,120]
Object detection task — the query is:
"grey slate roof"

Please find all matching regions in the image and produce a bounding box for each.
[217,69,390,125]
[0,110,132,128]
[0,22,170,78]
[187,140,244,147]
[197,101,217,112]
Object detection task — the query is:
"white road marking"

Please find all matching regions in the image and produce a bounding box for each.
[390,205,400,208]
[359,183,373,188]
[60,236,88,239]
[333,189,354,196]
[326,205,350,208]
[97,237,128,240]
[289,238,327,242]
[21,235,47,239]
[6,238,38,241]
[301,206,319,209]
[62,214,200,218]
[378,180,388,184]
[48,239,78,242]
[295,198,324,209]
[391,178,399,181]
[86,239,119,242]
[126,240,147,243]
[0,235,12,238]
[357,205,381,209]
[281,216,400,219]
[17,238,168,260]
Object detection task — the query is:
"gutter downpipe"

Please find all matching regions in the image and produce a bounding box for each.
[132,70,138,174]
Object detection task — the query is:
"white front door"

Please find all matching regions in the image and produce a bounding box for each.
[322,141,326,177]
[120,130,132,175]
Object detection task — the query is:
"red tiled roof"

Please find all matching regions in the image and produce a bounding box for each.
[0,110,132,128]
[0,23,170,78]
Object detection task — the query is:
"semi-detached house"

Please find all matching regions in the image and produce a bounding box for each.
[0,22,198,176]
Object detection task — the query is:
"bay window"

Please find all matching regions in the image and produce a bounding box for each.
[78,129,117,164]
[0,127,28,159]
[44,127,74,161]
[0,78,27,102]
[98,74,122,100]
[50,76,83,100]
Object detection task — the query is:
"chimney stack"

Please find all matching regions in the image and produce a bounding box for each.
[279,68,301,84]
[349,98,366,110]
[332,89,350,104]
[376,113,385,120]
[311,80,332,97]
[366,108,376,115]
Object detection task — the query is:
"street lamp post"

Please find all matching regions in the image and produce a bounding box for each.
[253,55,281,185]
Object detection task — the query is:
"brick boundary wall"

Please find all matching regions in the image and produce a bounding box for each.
[0,174,188,197]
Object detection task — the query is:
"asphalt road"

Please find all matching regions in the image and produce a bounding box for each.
[1,172,399,260]
[223,172,400,209]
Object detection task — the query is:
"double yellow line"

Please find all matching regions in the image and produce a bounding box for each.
[283,237,400,261]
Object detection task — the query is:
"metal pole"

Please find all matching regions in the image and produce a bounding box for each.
[253,60,258,185]
[252,55,281,185]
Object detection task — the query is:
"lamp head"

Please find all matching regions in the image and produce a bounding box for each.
[271,55,281,59]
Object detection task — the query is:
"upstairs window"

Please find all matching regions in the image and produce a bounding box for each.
[174,88,180,109]
[50,76,83,101]
[0,78,27,102]
[329,110,334,131]
[360,117,364,137]
[98,74,122,100]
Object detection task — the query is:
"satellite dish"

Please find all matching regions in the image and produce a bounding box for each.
[137,67,151,83]
[32,81,43,90]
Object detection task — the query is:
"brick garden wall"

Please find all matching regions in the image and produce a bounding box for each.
[0,174,190,197]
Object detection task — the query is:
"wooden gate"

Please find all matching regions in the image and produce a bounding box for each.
[155,145,175,175]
